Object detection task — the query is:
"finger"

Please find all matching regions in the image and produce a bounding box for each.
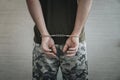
[63,44,69,52]
[65,53,75,57]
[66,50,76,54]
[42,45,52,52]
[51,45,57,54]
[68,47,77,51]
[50,53,57,58]
[45,52,57,58]
[46,53,56,58]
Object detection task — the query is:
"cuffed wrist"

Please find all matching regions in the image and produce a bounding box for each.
[40,34,51,37]
[69,35,80,38]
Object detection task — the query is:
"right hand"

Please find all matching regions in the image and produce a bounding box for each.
[41,36,57,58]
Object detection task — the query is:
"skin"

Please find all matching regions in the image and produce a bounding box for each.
[26,0,92,58]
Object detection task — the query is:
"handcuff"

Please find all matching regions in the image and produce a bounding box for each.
[40,34,80,38]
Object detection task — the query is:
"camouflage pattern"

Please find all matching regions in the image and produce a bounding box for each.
[32,41,88,80]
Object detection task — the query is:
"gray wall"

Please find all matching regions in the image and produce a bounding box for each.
[86,0,120,80]
[0,0,120,80]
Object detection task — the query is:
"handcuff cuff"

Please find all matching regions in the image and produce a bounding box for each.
[40,34,80,38]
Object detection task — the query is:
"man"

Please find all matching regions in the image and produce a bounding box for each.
[26,0,92,80]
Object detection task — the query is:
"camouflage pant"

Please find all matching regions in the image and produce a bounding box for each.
[32,41,88,80]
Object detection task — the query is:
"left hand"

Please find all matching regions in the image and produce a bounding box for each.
[63,36,79,57]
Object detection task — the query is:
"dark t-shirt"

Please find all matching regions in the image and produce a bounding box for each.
[33,0,85,44]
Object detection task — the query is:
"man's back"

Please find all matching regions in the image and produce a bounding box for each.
[33,0,85,44]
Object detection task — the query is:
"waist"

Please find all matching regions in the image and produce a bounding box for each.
[34,35,69,45]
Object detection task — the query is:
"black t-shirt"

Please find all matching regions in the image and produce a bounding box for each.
[33,0,85,44]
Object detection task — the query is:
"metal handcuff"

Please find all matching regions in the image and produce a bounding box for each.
[40,34,80,38]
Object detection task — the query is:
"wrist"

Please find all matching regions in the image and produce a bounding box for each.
[41,34,51,40]
[71,32,80,36]
[41,32,50,37]
[71,29,81,35]
[70,33,80,38]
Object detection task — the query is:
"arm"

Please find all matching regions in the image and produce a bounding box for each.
[26,0,57,58]
[63,0,92,56]
[26,0,49,36]
[71,0,93,36]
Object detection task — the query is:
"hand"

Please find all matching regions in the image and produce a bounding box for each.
[63,36,79,57]
[41,36,57,58]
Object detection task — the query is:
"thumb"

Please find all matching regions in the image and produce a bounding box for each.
[52,45,57,54]
[42,44,52,52]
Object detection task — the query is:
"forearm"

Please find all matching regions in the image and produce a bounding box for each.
[71,0,92,36]
[26,0,49,36]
